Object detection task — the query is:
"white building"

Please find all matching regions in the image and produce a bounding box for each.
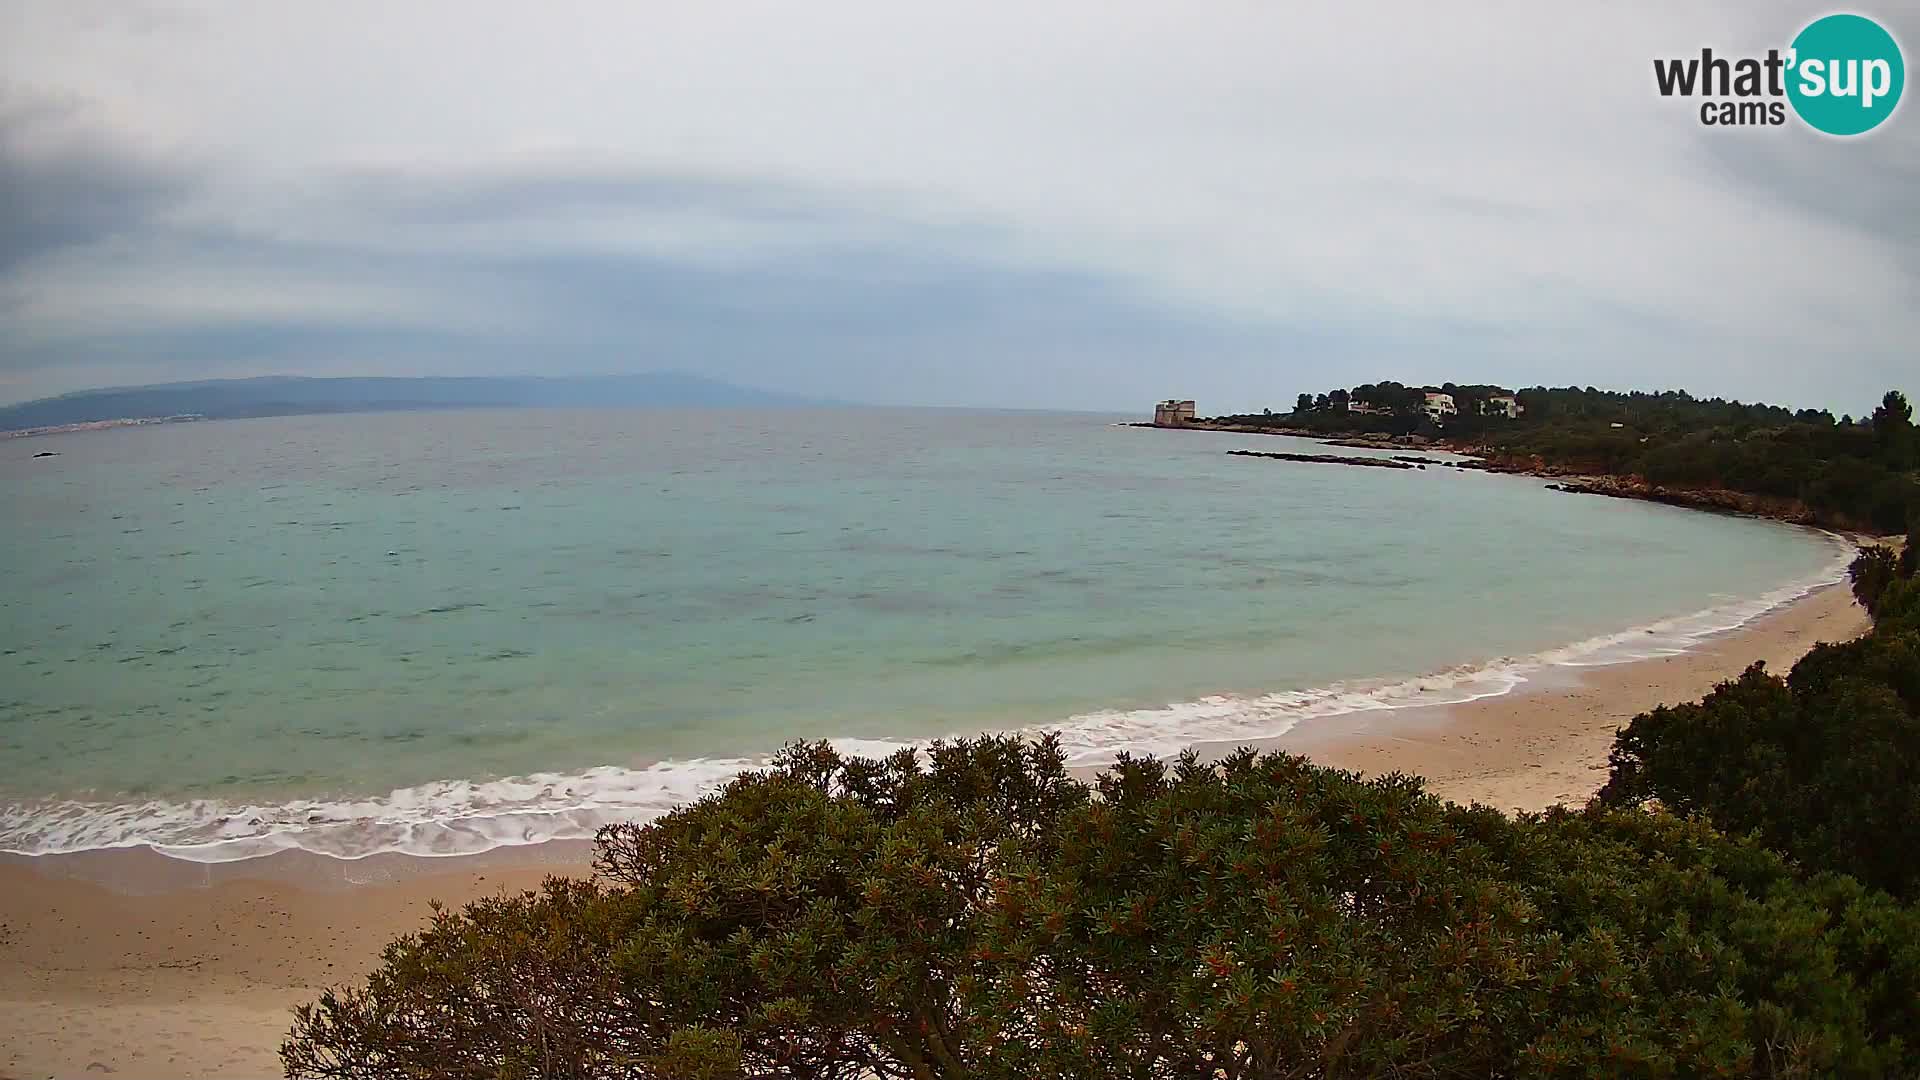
[1422,392,1457,423]
[1481,393,1522,418]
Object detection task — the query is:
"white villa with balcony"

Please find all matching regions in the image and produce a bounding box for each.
[1481,393,1523,418]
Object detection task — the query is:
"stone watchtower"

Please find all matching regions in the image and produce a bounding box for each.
[1153,400,1196,427]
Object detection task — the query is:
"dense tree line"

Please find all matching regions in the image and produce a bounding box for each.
[1210,385,1919,532]
[287,551,1920,1079]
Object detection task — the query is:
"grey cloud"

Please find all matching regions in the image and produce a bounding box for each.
[30,0,206,38]
[330,161,856,230]
[1700,125,1920,279]
[1,1,1916,414]
[0,89,195,270]
[0,155,1289,410]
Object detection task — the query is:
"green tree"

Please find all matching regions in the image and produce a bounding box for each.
[1873,390,1915,469]
[286,739,1920,1079]
[1599,652,1920,899]
[1873,389,1912,439]
[1851,546,1901,614]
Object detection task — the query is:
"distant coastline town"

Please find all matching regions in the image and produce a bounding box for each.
[0,414,204,440]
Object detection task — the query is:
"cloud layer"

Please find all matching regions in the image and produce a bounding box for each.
[1,0,1915,412]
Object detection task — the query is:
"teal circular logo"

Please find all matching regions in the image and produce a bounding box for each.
[1787,14,1905,135]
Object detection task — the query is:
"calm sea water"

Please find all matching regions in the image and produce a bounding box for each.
[0,408,1846,860]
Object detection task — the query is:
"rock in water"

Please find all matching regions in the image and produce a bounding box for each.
[1226,450,1418,470]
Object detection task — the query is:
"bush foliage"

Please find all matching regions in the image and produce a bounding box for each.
[1600,538,1920,900]
[285,737,1920,1078]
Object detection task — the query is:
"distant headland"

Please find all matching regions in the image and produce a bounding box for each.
[0,373,827,436]
[1135,382,1918,535]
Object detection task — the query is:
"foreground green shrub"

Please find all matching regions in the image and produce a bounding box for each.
[285,738,1919,1079]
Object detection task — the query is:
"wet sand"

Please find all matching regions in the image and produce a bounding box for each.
[0,582,1869,1078]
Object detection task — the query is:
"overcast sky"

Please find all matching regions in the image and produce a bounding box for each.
[2,1,1914,414]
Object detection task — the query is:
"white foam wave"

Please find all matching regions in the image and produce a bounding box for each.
[0,536,1855,863]
[0,759,754,863]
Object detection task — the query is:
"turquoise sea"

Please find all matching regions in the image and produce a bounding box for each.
[0,408,1847,860]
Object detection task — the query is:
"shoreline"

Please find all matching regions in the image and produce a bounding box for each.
[1233,577,1867,810]
[0,415,205,441]
[1,526,1855,865]
[0,576,1872,1078]
[1131,422,1866,532]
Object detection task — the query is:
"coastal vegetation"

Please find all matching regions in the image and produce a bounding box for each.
[1212,385,1919,533]
[286,533,1920,1079]
[282,742,1920,1078]
[1600,523,1920,900]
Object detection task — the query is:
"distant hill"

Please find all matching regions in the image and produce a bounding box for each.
[0,374,830,431]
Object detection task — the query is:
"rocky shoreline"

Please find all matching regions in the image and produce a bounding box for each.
[1536,476,1828,525]
[1226,449,1423,469]
[1129,422,1850,531]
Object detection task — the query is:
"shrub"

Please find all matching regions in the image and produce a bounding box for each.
[1849,545,1900,614]
[1605,535,1920,901]
[286,738,1920,1078]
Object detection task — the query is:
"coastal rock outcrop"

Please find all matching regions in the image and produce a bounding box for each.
[1541,475,1824,525]
[1227,450,1418,470]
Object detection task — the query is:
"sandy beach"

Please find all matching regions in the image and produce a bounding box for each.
[1253,578,1868,810]
[0,581,1870,1079]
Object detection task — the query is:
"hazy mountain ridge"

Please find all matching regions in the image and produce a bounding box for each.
[0,374,826,431]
